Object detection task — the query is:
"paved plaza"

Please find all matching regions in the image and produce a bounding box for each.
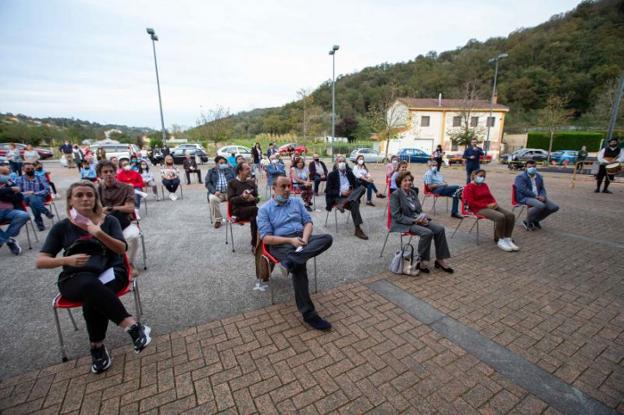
[0,160,623,414]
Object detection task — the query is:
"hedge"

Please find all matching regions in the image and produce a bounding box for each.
[526,131,624,152]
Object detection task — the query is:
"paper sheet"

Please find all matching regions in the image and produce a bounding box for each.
[98,267,115,284]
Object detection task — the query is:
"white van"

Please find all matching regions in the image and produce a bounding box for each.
[91,144,140,162]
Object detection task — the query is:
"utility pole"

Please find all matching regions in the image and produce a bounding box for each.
[146,28,167,144]
[484,53,508,152]
[606,73,624,142]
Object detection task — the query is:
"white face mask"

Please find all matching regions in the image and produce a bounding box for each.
[357,159,364,165]
[271,159,278,164]
[475,176,485,184]
[338,162,346,171]
[123,165,131,171]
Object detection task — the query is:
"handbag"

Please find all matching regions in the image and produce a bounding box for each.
[62,237,109,276]
[389,243,420,276]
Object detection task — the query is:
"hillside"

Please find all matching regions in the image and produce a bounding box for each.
[193,0,624,141]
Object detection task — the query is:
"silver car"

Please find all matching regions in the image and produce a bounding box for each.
[349,148,386,163]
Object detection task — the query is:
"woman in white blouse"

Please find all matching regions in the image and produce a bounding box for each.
[290,157,314,211]
[23,144,40,163]
[160,155,181,200]
[353,155,385,206]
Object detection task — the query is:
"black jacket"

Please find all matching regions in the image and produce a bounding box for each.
[309,160,328,177]
[0,186,24,209]
[182,158,198,172]
[325,167,358,211]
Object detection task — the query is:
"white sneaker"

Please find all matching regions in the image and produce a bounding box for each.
[169,193,176,201]
[497,239,513,252]
[505,238,520,251]
[134,209,141,220]
[137,191,149,198]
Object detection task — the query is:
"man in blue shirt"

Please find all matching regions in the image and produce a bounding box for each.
[423,161,462,218]
[16,162,52,231]
[514,160,559,230]
[257,175,333,331]
[462,139,485,184]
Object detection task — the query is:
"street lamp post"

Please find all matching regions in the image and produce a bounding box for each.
[484,53,508,152]
[146,28,167,144]
[329,45,339,159]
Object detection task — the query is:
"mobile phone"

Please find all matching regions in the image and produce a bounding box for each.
[70,208,91,225]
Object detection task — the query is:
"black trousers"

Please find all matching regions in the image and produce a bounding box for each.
[58,270,130,343]
[268,234,333,319]
[334,186,366,227]
[185,169,202,184]
[232,205,258,246]
[312,174,326,194]
[596,164,614,190]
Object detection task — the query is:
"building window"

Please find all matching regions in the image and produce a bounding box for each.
[452,116,461,127]
[470,116,479,127]
[421,116,430,127]
[487,116,495,127]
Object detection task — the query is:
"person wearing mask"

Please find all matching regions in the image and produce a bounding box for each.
[97,161,142,276]
[23,144,40,164]
[36,181,151,374]
[205,156,235,228]
[325,155,368,240]
[80,160,98,182]
[352,155,384,206]
[227,162,259,251]
[116,160,146,218]
[390,160,409,193]
[59,140,74,168]
[160,155,181,200]
[390,170,453,273]
[138,161,159,200]
[7,143,23,176]
[129,157,140,172]
[267,154,286,187]
[0,165,29,255]
[514,160,559,230]
[16,162,53,231]
[227,152,238,168]
[110,157,120,173]
[257,175,333,331]
[290,157,314,211]
[308,154,328,195]
[462,139,485,184]
[423,160,463,218]
[595,138,623,194]
[96,147,107,163]
[252,143,263,177]
[385,156,399,183]
[432,145,444,170]
[463,170,519,252]
[182,151,202,185]
[266,143,277,158]
[33,161,58,197]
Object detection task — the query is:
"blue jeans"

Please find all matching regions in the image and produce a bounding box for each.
[524,197,559,224]
[432,185,460,215]
[358,180,378,202]
[23,194,50,226]
[9,161,22,176]
[0,209,30,244]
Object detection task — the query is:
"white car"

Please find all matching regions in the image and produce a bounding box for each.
[217,145,252,161]
[173,143,206,153]
[91,144,140,162]
[349,148,386,163]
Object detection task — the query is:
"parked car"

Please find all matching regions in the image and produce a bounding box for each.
[550,150,578,165]
[170,148,209,164]
[0,143,54,160]
[505,148,549,163]
[216,145,252,160]
[90,143,140,163]
[397,148,431,163]
[278,143,308,156]
[173,143,206,153]
[349,148,386,163]
[446,153,464,165]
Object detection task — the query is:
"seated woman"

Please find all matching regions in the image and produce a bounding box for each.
[385,156,398,185]
[390,160,408,193]
[116,159,145,217]
[290,157,314,211]
[35,181,151,374]
[463,169,519,252]
[160,155,181,200]
[390,170,453,273]
[353,155,385,206]
[138,161,159,200]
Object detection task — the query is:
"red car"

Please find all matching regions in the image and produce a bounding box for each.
[278,143,308,156]
[0,143,54,160]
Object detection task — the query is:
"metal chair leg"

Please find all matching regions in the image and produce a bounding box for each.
[468,219,479,234]
[30,220,39,242]
[451,218,464,239]
[225,221,229,245]
[25,220,32,249]
[379,231,391,257]
[180,185,184,200]
[313,257,318,294]
[53,307,69,362]
[334,209,338,233]
[432,198,437,216]
[134,279,143,316]
[230,221,235,252]
[132,280,141,322]
[67,309,78,330]
[476,220,480,245]
[140,233,147,270]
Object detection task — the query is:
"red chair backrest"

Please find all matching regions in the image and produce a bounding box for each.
[423,184,433,195]
[260,240,279,264]
[511,184,519,206]
[386,199,392,230]
[226,201,233,218]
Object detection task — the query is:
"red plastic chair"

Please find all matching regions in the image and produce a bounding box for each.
[421,184,449,216]
[130,212,147,270]
[225,201,251,252]
[450,196,487,245]
[52,255,142,362]
[44,193,60,223]
[511,184,529,219]
[259,240,317,305]
[379,198,417,257]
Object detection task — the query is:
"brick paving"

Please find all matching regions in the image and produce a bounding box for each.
[1,163,623,414]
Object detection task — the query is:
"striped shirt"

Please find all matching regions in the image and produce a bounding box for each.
[16,175,49,197]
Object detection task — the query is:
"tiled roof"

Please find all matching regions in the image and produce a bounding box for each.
[397,97,509,111]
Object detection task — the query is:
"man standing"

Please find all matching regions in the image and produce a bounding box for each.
[16,163,53,231]
[182,152,202,184]
[325,155,368,240]
[252,143,262,177]
[0,166,29,255]
[228,162,259,250]
[97,161,141,276]
[423,161,463,218]
[462,139,484,184]
[308,154,328,195]
[595,138,624,194]
[205,156,235,229]
[258,175,333,331]
[59,140,74,168]
[514,160,559,230]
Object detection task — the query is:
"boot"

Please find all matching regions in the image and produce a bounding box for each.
[603,181,612,194]
[354,226,368,240]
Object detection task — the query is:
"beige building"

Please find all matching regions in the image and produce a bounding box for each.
[381,97,510,159]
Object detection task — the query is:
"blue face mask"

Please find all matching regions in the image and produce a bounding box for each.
[475,176,485,184]
[527,167,537,175]
[275,194,288,204]
[431,166,437,173]
[0,175,10,184]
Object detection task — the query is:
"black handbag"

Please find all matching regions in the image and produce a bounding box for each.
[62,237,109,276]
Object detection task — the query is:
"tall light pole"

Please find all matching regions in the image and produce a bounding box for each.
[484,53,508,152]
[146,28,167,144]
[329,45,339,159]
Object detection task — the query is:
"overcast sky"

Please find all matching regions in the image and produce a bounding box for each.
[0,0,580,129]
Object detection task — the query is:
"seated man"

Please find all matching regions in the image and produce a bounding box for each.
[16,162,53,231]
[205,156,235,229]
[514,160,559,230]
[258,175,333,331]
[266,154,286,187]
[308,154,328,195]
[97,160,141,276]
[183,151,202,185]
[325,155,368,240]
[0,166,29,255]
[227,161,259,251]
[423,161,463,219]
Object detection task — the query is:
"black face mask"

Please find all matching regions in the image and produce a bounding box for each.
[25,171,35,176]
[36,167,43,172]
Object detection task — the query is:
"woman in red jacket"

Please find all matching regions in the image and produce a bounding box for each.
[116,160,145,218]
[462,169,519,252]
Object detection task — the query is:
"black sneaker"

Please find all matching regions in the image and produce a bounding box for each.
[304,315,332,331]
[6,238,22,255]
[521,220,534,231]
[90,345,112,374]
[532,221,542,230]
[36,223,45,232]
[127,323,151,353]
[45,211,54,219]
[603,189,613,194]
